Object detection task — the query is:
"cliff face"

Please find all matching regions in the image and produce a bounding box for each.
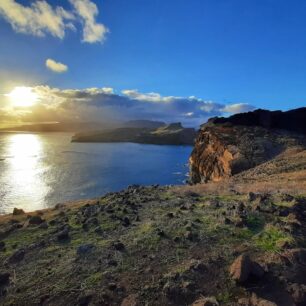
[190,108,306,184]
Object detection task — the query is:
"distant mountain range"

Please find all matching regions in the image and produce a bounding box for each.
[72,122,196,145]
[0,120,167,133]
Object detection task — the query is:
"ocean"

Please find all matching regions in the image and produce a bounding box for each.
[0,132,192,214]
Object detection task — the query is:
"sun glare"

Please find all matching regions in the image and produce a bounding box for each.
[6,86,38,107]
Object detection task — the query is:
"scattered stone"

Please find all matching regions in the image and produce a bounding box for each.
[184,231,197,241]
[163,280,195,303]
[283,248,306,265]
[189,260,207,273]
[281,193,295,202]
[248,192,258,202]
[28,215,44,225]
[28,240,46,250]
[287,283,306,304]
[107,259,118,267]
[39,222,48,229]
[113,241,125,251]
[279,209,290,217]
[94,226,103,235]
[234,217,245,227]
[0,272,10,286]
[78,293,93,306]
[13,208,25,215]
[122,217,130,227]
[108,283,117,291]
[192,296,219,306]
[49,219,57,226]
[8,248,25,263]
[249,293,277,306]
[57,228,69,241]
[156,228,165,237]
[238,202,245,211]
[121,294,138,306]
[224,217,232,225]
[0,241,5,251]
[229,254,264,283]
[77,244,95,256]
[83,217,99,228]
[174,236,181,243]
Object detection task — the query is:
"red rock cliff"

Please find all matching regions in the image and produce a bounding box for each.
[189,110,306,184]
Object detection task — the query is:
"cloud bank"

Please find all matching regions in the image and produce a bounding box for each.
[0,0,107,43]
[45,59,68,73]
[0,86,255,127]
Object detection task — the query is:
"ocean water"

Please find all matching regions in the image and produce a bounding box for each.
[0,132,192,214]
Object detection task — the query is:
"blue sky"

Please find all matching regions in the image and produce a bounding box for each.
[0,0,306,126]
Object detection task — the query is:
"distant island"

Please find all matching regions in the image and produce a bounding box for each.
[71,122,197,145]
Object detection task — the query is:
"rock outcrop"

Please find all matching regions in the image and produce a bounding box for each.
[190,108,306,184]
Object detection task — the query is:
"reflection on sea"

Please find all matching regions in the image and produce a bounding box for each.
[1,134,50,212]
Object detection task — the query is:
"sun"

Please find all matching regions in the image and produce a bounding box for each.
[6,86,38,107]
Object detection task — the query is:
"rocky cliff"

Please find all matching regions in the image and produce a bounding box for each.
[190,108,306,184]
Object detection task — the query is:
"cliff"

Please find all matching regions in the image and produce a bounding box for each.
[190,108,306,184]
[72,122,196,145]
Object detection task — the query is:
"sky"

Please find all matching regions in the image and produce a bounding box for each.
[0,0,306,127]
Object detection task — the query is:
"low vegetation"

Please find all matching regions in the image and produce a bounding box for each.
[1,185,306,305]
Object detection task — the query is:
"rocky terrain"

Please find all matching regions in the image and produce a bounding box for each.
[1,107,306,305]
[1,185,306,306]
[190,108,306,184]
[72,123,196,145]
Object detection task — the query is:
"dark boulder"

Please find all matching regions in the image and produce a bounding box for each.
[8,249,25,263]
[77,244,95,256]
[229,254,264,283]
[12,208,25,215]
[0,272,10,286]
[28,215,44,225]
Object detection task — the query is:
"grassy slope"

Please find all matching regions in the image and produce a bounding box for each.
[1,184,306,305]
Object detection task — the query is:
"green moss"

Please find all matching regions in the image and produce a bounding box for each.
[82,272,104,289]
[254,224,294,252]
[273,201,295,208]
[246,214,265,232]
[217,291,232,304]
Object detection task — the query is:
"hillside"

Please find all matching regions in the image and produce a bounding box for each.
[190,108,306,184]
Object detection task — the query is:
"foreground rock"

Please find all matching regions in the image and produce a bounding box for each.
[229,254,264,283]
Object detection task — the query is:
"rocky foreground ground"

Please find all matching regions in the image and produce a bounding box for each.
[1,184,306,306]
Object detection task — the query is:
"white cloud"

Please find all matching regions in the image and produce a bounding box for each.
[0,85,256,126]
[122,90,176,103]
[45,59,68,73]
[69,0,108,43]
[0,0,107,43]
[221,103,255,114]
[0,0,74,38]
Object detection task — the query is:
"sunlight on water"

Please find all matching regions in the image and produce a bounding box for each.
[3,134,50,212]
[0,133,191,214]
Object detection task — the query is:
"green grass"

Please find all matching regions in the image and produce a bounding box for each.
[254,224,294,252]
[81,272,104,289]
[246,214,265,232]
